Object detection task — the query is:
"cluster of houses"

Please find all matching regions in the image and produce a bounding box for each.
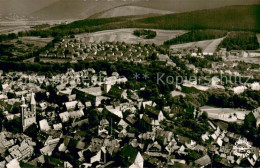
[0,67,259,167]
[39,38,175,66]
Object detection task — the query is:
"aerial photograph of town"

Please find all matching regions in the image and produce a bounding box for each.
[0,0,260,167]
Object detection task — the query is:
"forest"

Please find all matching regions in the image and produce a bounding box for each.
[133,29,157,39]
[164,30,227,45]
[218,31,259,51]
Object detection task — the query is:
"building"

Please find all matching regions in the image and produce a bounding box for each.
[21,93,37,132]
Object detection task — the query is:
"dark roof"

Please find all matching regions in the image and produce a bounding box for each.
[142,114,152,124]
[120,144,138,166]
[145,105,160,117]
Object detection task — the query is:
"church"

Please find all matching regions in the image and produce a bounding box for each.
[21,92,37,132]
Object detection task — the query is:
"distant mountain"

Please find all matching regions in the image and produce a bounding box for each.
[90,5,173,19]
[132,0,260,12]
[0,0,58,16]
[0,0,259,21]
[52,5,260,34]
[29,0,131,20]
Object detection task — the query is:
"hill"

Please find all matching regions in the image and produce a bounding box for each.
[0,0,57,15]
[89,5,173,19]
[29,0,130,20]
[132,0,260,12]
[50,5,260,35]
[136,5,260,32]
[1,0,259,21]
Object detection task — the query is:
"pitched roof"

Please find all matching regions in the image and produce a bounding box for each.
[195,155,211,166]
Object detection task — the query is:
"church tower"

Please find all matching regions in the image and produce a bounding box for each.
[21,92,37,132]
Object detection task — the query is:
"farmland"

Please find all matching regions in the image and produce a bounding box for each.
[18,36,53,47]
[0,36,52,61]
[76,28,187,45]
[164,30,227,45]
[170,37,225,53]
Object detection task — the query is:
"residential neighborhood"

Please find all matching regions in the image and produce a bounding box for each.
[0,2,260,167]
[0,64,259,167]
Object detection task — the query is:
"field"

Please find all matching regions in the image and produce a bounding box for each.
[76,28,187,45]
[0,25,31,34]
[18,36,53,47]
[203,37,226,53]
[164,30,227,45]
[170,37,225,53]
[0,20,75,35]
[0,36,52,61]
[92,5,173,19]
[39,58,70,63]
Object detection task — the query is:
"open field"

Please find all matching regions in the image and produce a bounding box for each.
[93,5,173,19]
[0,25,31,34]
[18,36,53,47]
[170,37,225,53]
[76,28,187,45]
[0,20,74,35]
[39,58,70,63]
[203,37,226,53]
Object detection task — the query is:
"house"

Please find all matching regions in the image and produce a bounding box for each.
[39,119,51,132]
[69,110,84,119]
[105,106,123,119]
[139,114,152,132]
[72,87,102,103]
[59,112,70,123]
[6,159,20,168]
[147,141,162,152]
[64,101,78,111]
[251,82,260,91]
[194,155,211,167]
[53,123,63,131]
[129,152,143,168]
[120,145,143,167]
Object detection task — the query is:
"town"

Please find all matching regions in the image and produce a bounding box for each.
[0,49,260,167]
[0,2,260,167]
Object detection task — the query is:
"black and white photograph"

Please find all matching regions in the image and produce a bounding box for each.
[0,0,260,167]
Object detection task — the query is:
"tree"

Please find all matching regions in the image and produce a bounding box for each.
[7,92,16,99]
[0,81,2,91]
[150,52,158,61]
[201,111,208,120]
[244,112,256,129]
[34,56,40,63]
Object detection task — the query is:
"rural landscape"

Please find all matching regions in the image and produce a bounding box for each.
[0,0,260,167]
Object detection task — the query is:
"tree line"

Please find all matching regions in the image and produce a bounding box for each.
[164,30,227,45]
